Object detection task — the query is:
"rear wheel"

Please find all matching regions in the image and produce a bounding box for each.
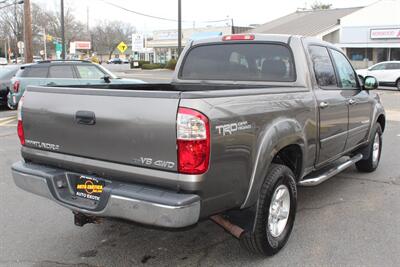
[396,79,400,91]
[240,164,297,256]
[356,124,382,172]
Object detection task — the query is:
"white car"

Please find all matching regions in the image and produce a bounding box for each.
[0,57,7,65]
[357,61,400,90]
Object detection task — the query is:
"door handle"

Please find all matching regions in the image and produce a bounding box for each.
[46,82,56,86]
[75,110,96,125]
[319,101,329,109]
[348,99,357,105]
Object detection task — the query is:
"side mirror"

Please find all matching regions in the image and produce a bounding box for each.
[102,76,111,83]
[363,76,378,90]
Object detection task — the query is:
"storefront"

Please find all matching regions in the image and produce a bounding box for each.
[339,27,400,68]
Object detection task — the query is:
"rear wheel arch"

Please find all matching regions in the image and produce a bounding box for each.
[271,144,303,182]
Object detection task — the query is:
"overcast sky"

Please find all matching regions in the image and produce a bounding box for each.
[34,0,380,33]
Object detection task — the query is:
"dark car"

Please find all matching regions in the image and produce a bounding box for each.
[107,58,123,64]
[0,65,19,107]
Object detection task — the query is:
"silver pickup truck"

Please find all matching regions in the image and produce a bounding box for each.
[12,34,385,256]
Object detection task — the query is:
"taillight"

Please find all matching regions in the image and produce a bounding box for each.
[13,80,20,93]
[177,107,210,174]
[222,34,255,41]
[17,95,25,145]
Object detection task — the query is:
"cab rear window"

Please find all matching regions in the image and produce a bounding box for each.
[180,43,296,82]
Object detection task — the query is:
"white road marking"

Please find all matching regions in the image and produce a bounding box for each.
[0,117,17,126]
[0,116,16,122]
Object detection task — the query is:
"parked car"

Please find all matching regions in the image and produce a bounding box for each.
[32,56,43,63]
[357,61,400,90]
[12,34,385,256]
[7,60,144,109]
[0,57,8,65]
[122,58,129,64]
[0,65,19,107]
[107,58,122,64]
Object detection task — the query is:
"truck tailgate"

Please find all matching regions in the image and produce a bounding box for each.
[22,86,180,172]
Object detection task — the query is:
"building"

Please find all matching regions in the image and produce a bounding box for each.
[251,0,400,68]
[147,26,252,63]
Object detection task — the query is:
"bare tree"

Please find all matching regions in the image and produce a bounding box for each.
[91,21,135,59]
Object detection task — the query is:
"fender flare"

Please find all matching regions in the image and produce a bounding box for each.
[240,118,306,209]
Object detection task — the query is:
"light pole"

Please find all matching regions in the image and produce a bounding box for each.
[60,0,65,59]
[178,0,182,57]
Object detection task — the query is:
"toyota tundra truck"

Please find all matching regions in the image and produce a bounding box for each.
[11,34,385,256]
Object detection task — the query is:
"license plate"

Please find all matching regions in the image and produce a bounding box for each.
[76,175,105,201]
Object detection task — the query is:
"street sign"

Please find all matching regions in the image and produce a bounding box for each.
[17,41,24,49]
[117,41,128,53]
[74,41,91,50]
[132,34,144,52]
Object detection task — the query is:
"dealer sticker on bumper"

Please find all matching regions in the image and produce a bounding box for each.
[76,175,104,201]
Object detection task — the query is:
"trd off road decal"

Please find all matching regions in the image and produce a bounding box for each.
[215,121,252,136]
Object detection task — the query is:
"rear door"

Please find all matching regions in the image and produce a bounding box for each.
[45,64,81,86]
[329,48,373,151]
[385,62,400,83]
[308,45,349,165]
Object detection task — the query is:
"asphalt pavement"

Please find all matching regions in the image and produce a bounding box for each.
[0,83,399,266]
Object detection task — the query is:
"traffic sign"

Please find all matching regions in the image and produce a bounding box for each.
[117,41,128,53]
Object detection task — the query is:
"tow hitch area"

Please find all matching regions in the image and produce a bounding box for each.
[73,212,101,227]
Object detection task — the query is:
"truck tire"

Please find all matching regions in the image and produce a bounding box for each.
[240,164,297,256]
[356,124,382,172]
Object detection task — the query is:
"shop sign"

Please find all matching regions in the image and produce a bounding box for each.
[370,28,400,39]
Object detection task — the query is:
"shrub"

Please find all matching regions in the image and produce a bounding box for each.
[165,59,178,70]
[141,63,164,70]
[138,60,150,67]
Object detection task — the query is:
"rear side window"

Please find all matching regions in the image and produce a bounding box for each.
[180,43,295,82]
[18,67,48,78]
[49,65,75,78]
[386,63,400,70]
[308,46,337,88]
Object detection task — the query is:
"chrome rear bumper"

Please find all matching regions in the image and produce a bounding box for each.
[12,161,200,228]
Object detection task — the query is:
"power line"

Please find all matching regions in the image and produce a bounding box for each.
[97,0,230,24]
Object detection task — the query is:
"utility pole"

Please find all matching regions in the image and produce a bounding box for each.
[43,28,47,59]
[178,0,182,56]
[23,0,33,63]
[61,0,66,59]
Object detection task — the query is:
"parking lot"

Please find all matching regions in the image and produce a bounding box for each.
[0,72,399,266]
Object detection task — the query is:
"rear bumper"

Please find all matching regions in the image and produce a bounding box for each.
[12,161,201,228]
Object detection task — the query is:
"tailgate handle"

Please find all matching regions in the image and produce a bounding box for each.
[75,111,96,125]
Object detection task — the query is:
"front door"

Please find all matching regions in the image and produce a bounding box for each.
[329,49,373,150]
[308,45,349,165]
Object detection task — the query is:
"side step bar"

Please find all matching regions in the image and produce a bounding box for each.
[299,154,363,187]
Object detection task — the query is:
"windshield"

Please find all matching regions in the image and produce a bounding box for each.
[180,43,296,82]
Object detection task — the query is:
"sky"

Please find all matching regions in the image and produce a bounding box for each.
[33,0,380,33]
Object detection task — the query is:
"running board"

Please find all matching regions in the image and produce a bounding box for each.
[299,154,363,187]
